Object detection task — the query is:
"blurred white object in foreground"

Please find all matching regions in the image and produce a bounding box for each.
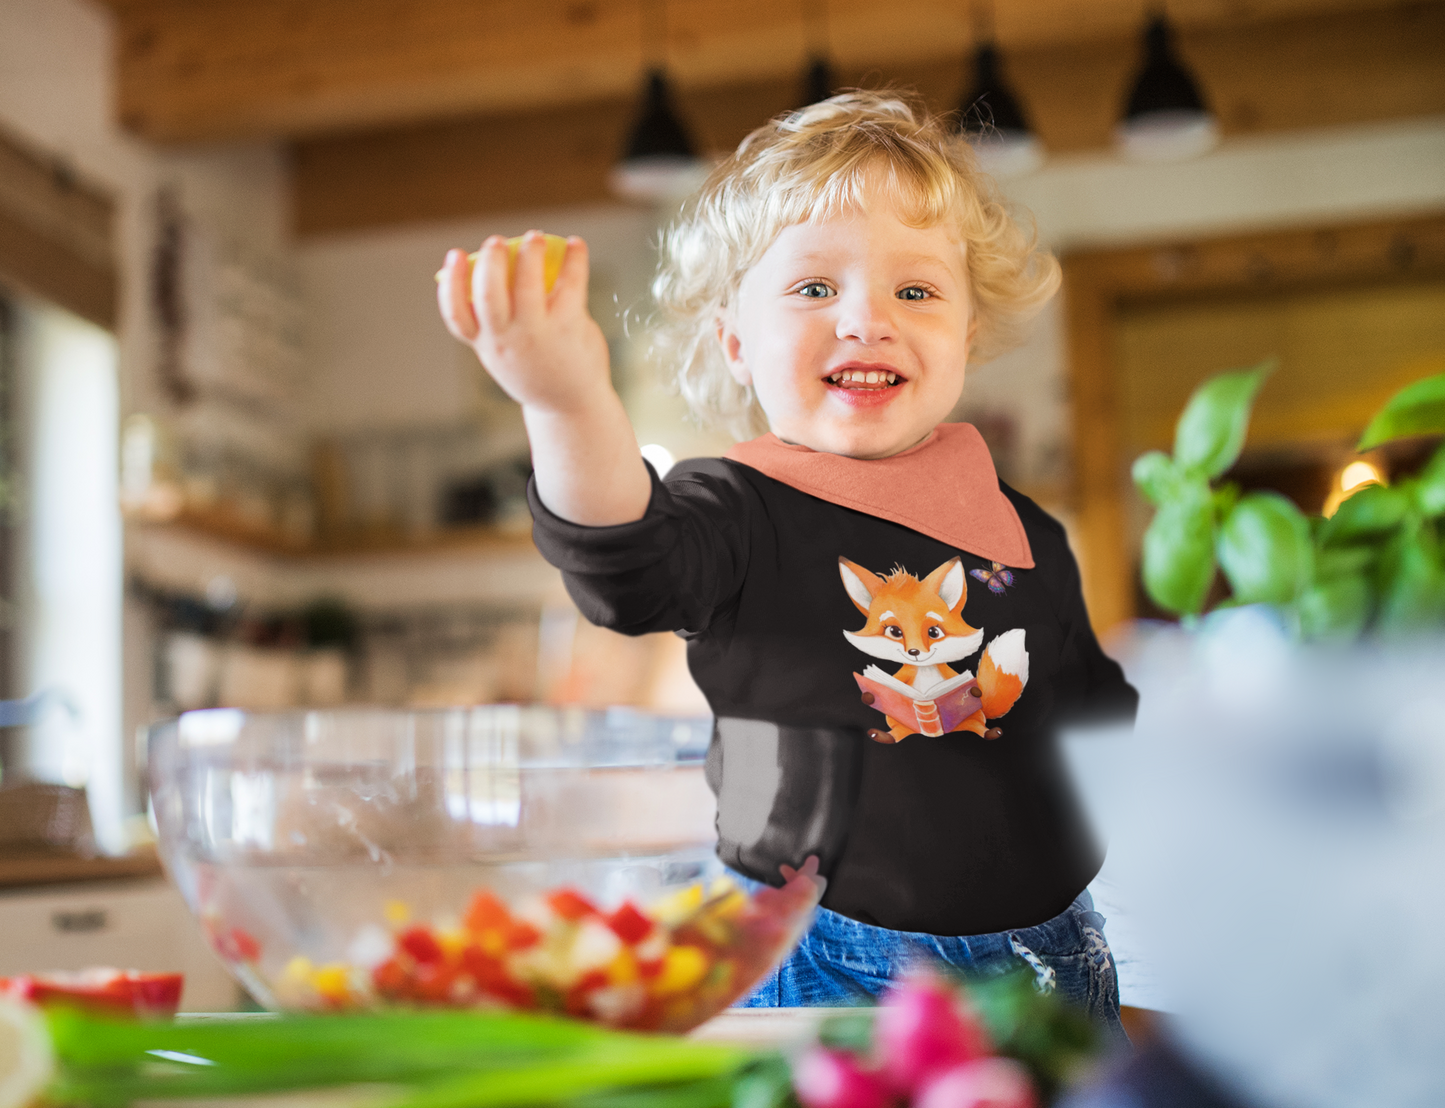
[1077,609,1445,1108]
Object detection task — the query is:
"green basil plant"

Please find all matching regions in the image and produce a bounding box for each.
[1133,363,1445,638]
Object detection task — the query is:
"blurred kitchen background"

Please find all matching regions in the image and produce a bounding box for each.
[0,0,1441,995]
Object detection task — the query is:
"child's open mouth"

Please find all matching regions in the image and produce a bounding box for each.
[825,367,903,390]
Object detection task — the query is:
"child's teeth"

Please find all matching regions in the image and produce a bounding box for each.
[827,369,900,386]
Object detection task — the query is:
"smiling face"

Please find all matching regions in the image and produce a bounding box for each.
[716,185,976,458]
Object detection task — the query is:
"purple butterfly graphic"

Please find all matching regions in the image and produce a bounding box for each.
[970,561,1015,595]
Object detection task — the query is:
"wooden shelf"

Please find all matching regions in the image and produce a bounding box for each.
[129,506,539,561]
[0,847,163,890]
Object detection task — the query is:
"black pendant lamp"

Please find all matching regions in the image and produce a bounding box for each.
[801,55,835,107]
[609,4,707,202]
[1115,13,1219,162]
[957,41,1043,178]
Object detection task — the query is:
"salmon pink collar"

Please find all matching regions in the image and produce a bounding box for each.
[724,423,1034,568]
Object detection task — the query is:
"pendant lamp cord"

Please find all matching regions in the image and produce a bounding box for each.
[968,0,995,47]
[641,0,667,70]
[804,0,830,60]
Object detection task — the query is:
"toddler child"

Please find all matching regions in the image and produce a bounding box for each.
[437,92,1136,1034]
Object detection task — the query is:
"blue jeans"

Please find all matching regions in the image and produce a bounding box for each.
[737,882,1127,1047]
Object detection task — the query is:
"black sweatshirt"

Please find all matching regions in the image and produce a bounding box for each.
[529,456,1137,937]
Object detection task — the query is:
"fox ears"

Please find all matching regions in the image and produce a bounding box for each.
[838,558,882,613]
[838,556,967,615]
[924,557,968,611]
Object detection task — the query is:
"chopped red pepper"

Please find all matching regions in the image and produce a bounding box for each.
[372,957,410,995]
[463,891,512,933]
[227,926,262,962]
[546,888,599,921]
[398,926,445,965]
[1,969,183,1018]
[412,961,459,1003]
[605,901,654,944]
[504,921,541,950]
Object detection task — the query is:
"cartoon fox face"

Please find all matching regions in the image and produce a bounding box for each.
[839,556,983,669]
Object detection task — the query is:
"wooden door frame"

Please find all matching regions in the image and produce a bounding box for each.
[1061,210,1445,633]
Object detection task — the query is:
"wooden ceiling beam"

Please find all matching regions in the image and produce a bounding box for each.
[293,4,1445,236]
[98,0,1425,145]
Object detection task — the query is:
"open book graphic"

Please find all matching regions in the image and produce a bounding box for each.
[853,666,983,738]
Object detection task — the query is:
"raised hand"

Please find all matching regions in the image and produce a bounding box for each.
[435,230,650,527]
[437,231,612,419]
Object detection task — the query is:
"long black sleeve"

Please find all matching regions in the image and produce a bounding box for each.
[529,461,750,636]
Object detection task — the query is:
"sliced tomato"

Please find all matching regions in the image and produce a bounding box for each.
[1,968,183,1017]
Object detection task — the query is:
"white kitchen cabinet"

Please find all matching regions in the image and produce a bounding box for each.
[0,877,243,1011]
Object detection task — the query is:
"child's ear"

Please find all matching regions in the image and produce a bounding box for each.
[715,313,752,388]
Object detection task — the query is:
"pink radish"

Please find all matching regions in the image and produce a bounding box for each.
[875,973,990,1093]
[914,1058,1037,1108]
[792,1047,889,1108]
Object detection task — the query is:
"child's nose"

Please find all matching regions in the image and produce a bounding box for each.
[835,289,895,344]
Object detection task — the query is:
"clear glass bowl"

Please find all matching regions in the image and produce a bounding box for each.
[148,706,820,1032]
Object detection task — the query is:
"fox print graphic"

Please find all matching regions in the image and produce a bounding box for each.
[839,556,1029,743]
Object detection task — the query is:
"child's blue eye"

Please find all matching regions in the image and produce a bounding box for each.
[798,283,834,298]
[897,287,930,301]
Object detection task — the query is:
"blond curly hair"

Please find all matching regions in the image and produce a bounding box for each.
[651,90,1060,439]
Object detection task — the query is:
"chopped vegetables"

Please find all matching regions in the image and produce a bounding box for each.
[207,871,819,1033]
[0,971,183,1019]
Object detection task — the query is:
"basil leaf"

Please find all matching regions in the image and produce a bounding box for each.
[1414,443,1445,518]
[1141,482,1217,616]
[1131,450,1179,508]
[1376,534,1445,633]
[1173,362,1273,478]
[1357,372,1445,451]
[1216,491,1313,605]
[1319,483,1410,545]
[1315,545,1375,581]
[1296,576,1371,641]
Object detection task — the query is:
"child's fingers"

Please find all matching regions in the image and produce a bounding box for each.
[511,230,546,317]
[550,235,590,313]
[437,249,479,343]
[473,235,513,333]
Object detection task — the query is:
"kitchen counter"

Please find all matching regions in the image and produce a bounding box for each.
[0,849,162,890]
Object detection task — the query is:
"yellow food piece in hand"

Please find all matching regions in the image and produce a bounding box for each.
[652,945,709,998]
[384,900,411,927]
[436,233,568,292]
